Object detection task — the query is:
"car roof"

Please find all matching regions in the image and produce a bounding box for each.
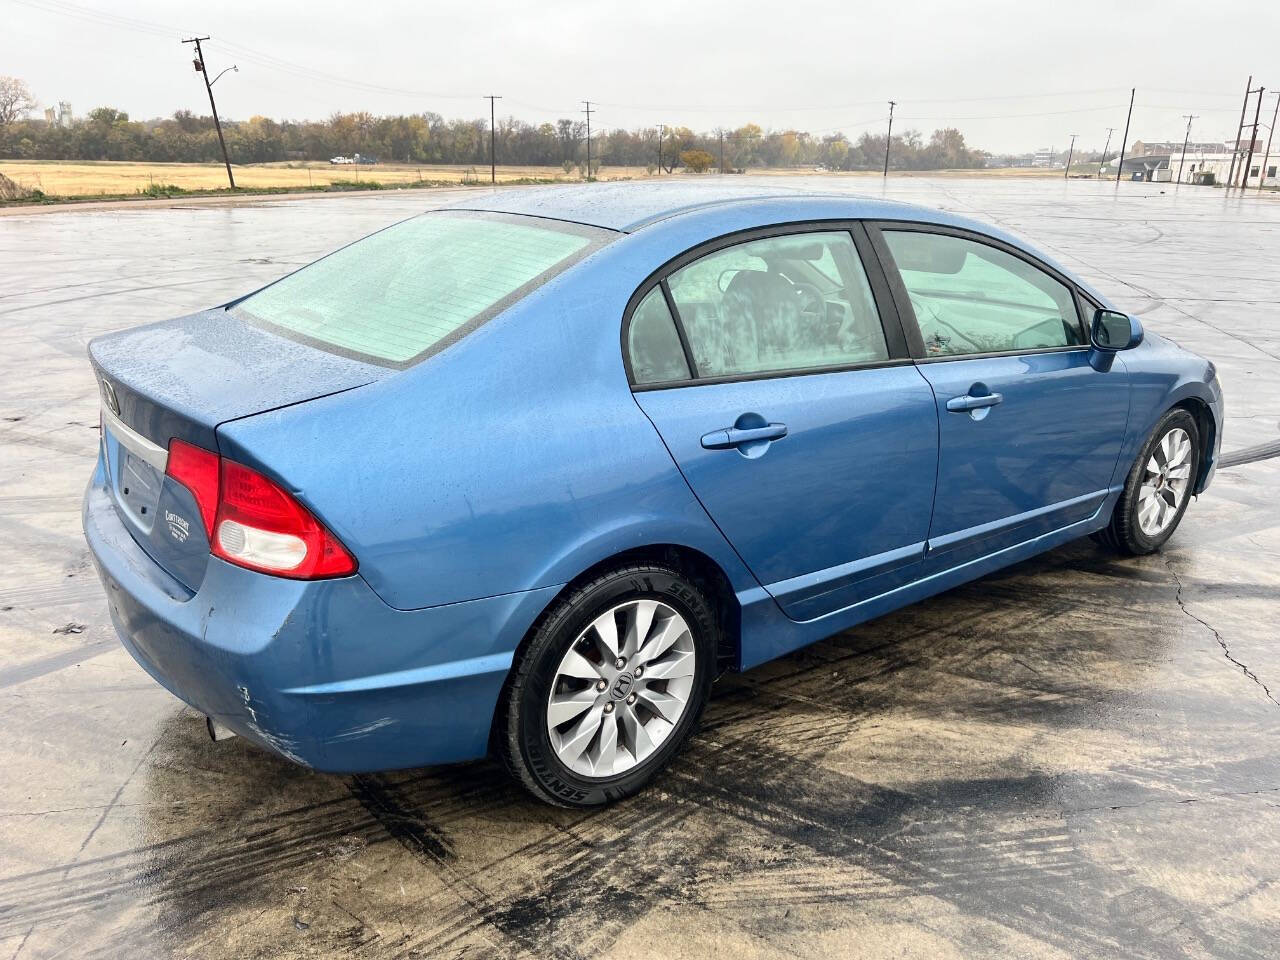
[440,180,940,233]
[434,181,1110,306]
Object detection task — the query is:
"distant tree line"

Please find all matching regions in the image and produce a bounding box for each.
[0,99,988,172]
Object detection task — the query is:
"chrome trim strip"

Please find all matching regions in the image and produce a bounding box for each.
[101,403,168,472]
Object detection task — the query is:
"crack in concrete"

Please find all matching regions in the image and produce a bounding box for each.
[1065,784,1280,815]
[1165,557,1280,708]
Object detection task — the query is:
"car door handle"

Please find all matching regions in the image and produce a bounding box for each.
[946,392,1004,413]
[700,423,788,450]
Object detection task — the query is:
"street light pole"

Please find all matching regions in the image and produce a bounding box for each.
[181,36,235,190]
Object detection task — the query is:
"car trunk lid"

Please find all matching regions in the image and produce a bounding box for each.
[89,308,390,591]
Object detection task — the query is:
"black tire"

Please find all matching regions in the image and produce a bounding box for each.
[498,563,717,807]
[1092,408,1200,556]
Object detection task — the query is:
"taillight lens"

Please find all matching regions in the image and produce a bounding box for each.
[166,439,220,538]
[165,440,356,580]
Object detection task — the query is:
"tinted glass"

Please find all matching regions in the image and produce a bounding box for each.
[666,231,888,378]
[628,287,691,384]
[883,231,1085,357]
[233,212,597,365]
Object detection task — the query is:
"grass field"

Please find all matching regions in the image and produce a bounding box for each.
[0,159,1070,203]
[0,160,652,198]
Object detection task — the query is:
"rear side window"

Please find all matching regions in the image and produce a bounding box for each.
[628,288,691,385]
[882,230,1085,357]
[233,212,605,366]
[664,231,889,378]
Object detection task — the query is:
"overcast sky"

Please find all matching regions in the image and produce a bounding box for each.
[6,0,1279,155]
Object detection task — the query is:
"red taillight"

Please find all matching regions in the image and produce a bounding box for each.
[165,440,356,580]
[166,439,219,538]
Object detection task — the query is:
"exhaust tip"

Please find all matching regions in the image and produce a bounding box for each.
[206,716,238,742]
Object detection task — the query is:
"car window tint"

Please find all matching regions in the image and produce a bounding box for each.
[232,212,598,365]
[666,232,888,378]
[883,231,1085,358]
[628,287,691,384]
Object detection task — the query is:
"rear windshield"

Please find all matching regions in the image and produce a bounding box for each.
[231,211,609,366]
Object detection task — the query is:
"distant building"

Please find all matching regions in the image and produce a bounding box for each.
[42,101,73,128]
[1113,144,1277,187]
[1031,147,1057,168]
[1129,139,1222,157]
[1181,149,1277,188]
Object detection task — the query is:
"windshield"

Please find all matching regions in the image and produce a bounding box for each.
[231,211,608,366]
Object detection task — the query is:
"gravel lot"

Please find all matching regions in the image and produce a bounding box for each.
[1,176,1278,959]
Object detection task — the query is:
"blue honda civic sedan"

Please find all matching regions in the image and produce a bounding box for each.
[83,183,1222,806]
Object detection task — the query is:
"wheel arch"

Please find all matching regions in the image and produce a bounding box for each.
[488,542,744,753]
[1172,395,1216,494]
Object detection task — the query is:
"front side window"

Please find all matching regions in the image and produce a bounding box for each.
[882,230,1085,358]
[664,231,889,378]
[233,211,602,366]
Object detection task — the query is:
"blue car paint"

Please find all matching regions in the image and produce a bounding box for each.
[633,366,939,621]
[86,457,562,770]
[914,348,1132,570]
[82,184,1224,773]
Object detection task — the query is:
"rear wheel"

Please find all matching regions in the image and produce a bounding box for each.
[1092,408,1200,555]
[498,563,717,807]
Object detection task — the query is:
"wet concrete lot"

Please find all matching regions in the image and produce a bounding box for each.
[1,177,1278,958]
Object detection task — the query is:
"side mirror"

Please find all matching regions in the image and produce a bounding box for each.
[1089,310,1142,371]
[1091,309,1143,351]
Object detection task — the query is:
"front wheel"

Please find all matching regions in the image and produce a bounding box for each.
[1093,408,1200,555]
[498,563,717,807]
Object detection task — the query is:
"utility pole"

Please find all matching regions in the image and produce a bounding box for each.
[1228,75,1253,187]
[1241,86,1265,188]
[1259,92,1279,193]
[1177,114,1198,184]
[1064,134,1077,179]
[657,123,664,175]
[719,130,725,174]
[883,101,896,176]
[1115,88,1135,184]
[582,101,594,180]
[1099,127,1115,178]
[182,37,235,189]
[485,95,501,184]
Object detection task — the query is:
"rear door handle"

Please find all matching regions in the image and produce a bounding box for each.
[701,423,788,450]
[946,392,1003,413]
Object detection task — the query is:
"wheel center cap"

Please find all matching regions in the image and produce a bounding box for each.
[611,672,634,700]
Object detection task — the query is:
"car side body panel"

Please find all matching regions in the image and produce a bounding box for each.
[913,348,1131,571]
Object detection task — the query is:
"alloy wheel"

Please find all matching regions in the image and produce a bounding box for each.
[546,599,697,778]
[1138,426,1193,536]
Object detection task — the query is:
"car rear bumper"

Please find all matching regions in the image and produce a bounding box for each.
[83,456,558,773]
